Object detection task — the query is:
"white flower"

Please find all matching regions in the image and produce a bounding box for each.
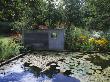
[92,31,101,38]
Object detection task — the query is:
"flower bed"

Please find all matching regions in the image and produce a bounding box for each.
[65,26,110,52]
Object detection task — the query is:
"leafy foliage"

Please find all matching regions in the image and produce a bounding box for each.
[0,37,21,61]
[82,0,110,31]
[65,25,109,52]
[63,0,83,26]
[65,25,90,51]
[0,0,110,52]
[0,0,110,31]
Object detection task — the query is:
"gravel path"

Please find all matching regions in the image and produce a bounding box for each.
[0,52,110,82]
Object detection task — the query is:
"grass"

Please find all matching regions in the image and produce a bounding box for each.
[0,36,11,43]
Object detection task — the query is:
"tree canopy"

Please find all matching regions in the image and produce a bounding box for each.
[0,0,110,31]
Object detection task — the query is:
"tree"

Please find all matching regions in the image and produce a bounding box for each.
[43,0,64,28]
[0,0,23,22]
[0,0,27,32]
[63,0,83,26]
[83,0,110,31]
[11,0,47,31]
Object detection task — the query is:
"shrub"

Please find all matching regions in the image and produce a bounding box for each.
[65,25,80,50]
[80,41,95,52]
[65,25,90,51]
[65,25,110,52]
[105,33,110,51]
[0,38,21,61]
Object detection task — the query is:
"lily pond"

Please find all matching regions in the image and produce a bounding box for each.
[0,52,110,82]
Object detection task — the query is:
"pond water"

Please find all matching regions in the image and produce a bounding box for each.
[0,61,80,82]
[0,52,110,82]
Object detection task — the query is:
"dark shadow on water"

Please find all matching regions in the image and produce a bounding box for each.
[29,66,42,77]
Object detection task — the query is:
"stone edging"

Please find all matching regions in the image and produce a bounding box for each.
[0,53,27,67]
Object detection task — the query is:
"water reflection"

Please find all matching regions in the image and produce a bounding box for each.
[53,73,80,82]
[0,62,80,82]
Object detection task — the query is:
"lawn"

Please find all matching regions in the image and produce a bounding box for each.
[0,36,11,43]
